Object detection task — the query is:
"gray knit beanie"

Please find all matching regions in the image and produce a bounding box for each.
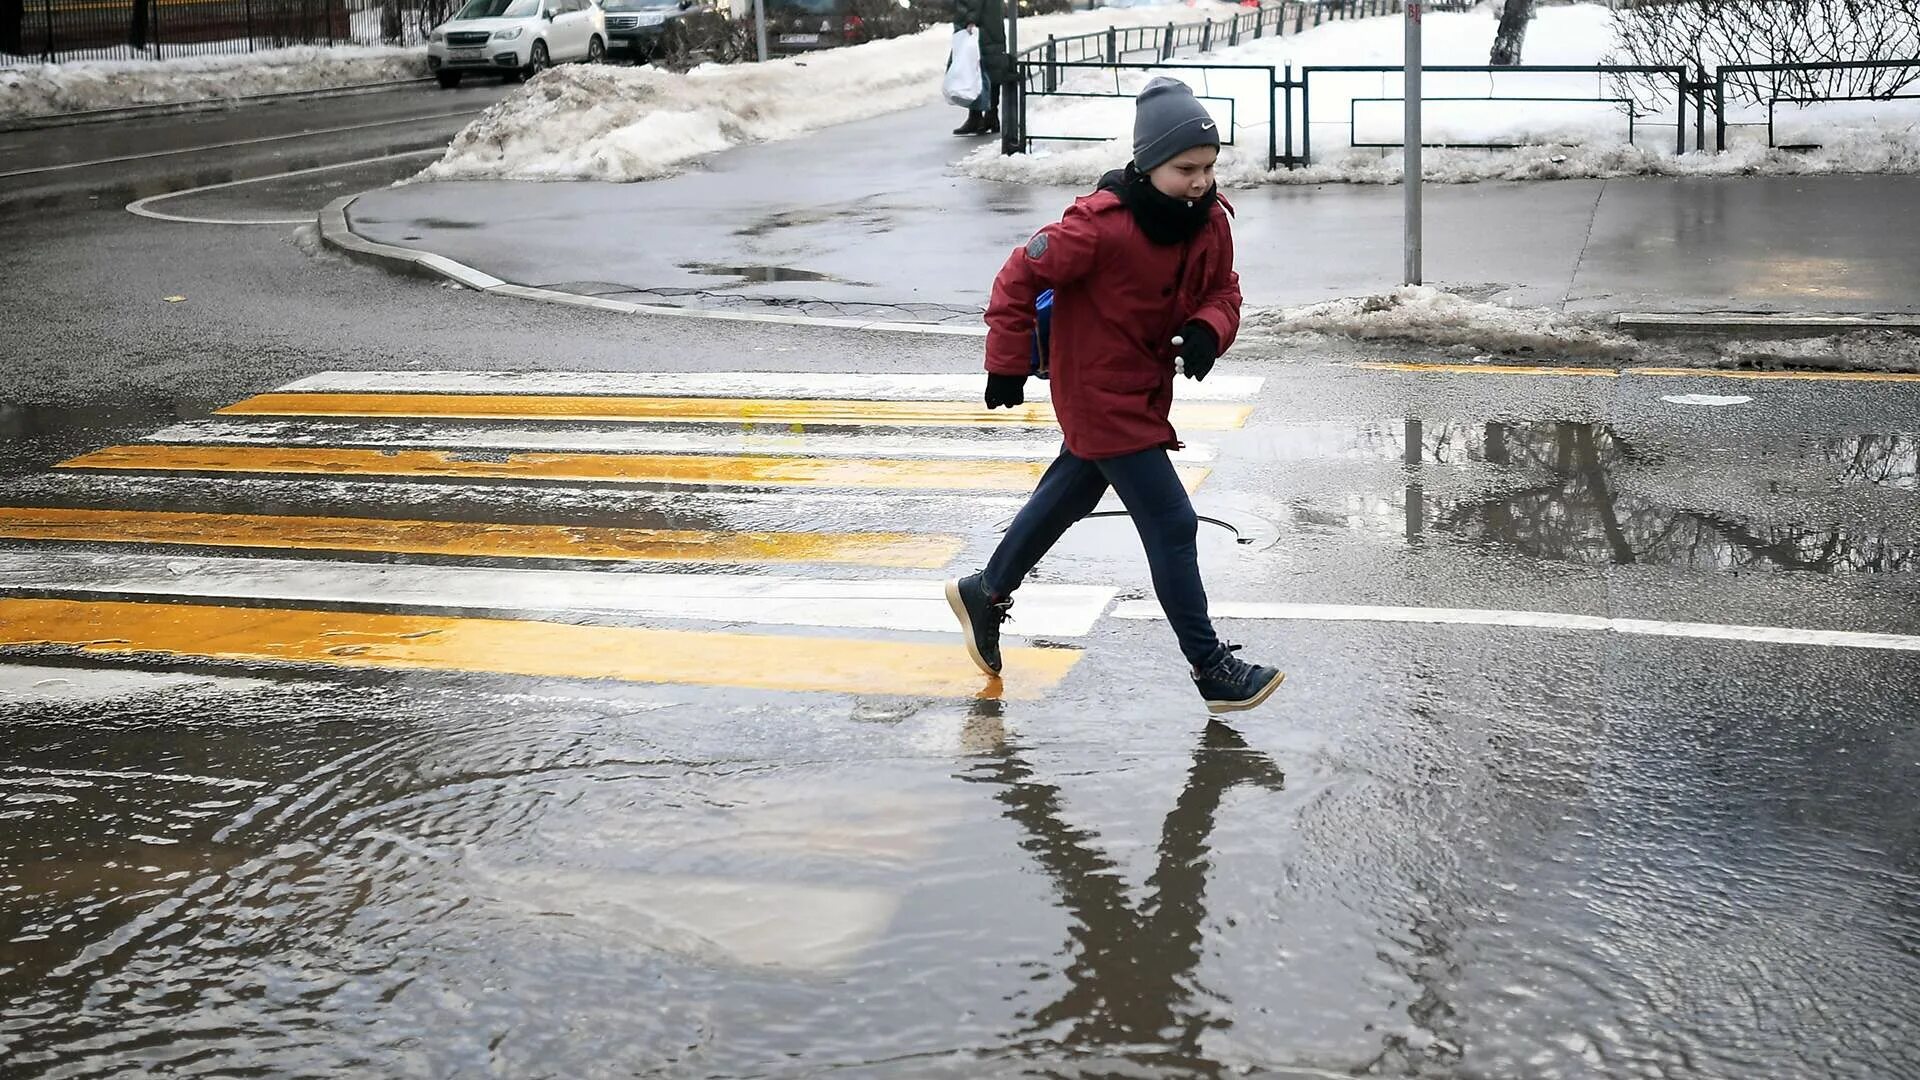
[1132,77,1220,171]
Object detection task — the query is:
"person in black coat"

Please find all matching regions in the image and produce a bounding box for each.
[953,0,1009,136]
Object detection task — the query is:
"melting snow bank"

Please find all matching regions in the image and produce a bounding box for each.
[1241,285,1920,372]
[416,3,1231,183]
[1251,286,1638,359]
[0,46,427,121]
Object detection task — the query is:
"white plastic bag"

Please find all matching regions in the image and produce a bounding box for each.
[944,29,984,108]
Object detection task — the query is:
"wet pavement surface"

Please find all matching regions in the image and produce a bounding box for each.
[4,85,1920,1080]
[345,105,1920,316]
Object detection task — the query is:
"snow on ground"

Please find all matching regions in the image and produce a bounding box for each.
[0,45,426,120]
[1240,285,1920,371]
[416,1,1241,183]
[962,2,1920,185]
[1249,285,1638,359]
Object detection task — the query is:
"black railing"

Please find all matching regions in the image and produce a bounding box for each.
[1022,60,1283,169]
[1714,59,1920,150]
[1299,64,1691,161]
[1011,0,1413,156]
[0,0,447,64]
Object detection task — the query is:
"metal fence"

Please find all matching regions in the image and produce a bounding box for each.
[1714,58,1920,149]
[1297,63,1690,162]
[0,0,445,64]
[1015,4,1919,166]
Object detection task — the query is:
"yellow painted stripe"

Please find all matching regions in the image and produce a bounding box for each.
[218,392,1254,431]
[0,507,958,569]
[1630,367,1920,383]
[0,598,1079,700]
[58,444,1211,493]
[1352,362,1620,378]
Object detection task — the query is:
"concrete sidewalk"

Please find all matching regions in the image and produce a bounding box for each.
[345,105,1920,321]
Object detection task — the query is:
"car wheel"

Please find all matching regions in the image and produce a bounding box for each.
[436,71,463,88]
[524,40,549,78]
[587,35,605,63]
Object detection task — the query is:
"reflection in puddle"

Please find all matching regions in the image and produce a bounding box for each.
[1288,420,1918,573]
[678,262,868,286]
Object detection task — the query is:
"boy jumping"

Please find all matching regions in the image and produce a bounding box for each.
[946,77,1285,715]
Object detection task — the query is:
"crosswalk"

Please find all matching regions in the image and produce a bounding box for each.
[0,369,1265,701]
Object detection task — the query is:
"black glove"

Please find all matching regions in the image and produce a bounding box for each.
[1173,322,1220,382]
[985,372,1027,409]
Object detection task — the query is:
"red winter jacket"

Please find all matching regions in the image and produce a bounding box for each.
[985,187,1241,460]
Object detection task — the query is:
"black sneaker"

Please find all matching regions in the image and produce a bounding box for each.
[945,573,1012,677]
[1191,643,1285,715]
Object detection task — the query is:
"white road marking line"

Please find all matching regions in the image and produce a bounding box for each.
[271,370,1268,402]
[125,148,446,226]
[12,473,1034,518]
[144,418,1217,462]
[2,110,476,181]
[0,552,1115,638]
[1112,600,1920,653]
[0,664,275,707]
[1661,394,1754,407]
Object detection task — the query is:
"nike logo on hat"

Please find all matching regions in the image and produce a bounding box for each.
[1201,121,1215,130]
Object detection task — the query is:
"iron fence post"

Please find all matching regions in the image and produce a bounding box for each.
[246,0,255,51]
[41,0,51,61]
[1278,63,1290,167]
[1301,69,1312,163]
[1714,69,1725,151]
[1046,36,1056,93]
[1674,67,1685,154]
[1161,21,1173,60]
[1201,17,1211,52]
[1105,25,1115,62]
[1702,81,1716,150]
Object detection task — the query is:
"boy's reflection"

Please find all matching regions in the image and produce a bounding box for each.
[960,711,1285,1062]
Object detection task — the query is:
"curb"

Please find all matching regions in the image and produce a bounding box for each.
[316,194,989,337]
[1616,312,1920,339]
[0,78,434,134]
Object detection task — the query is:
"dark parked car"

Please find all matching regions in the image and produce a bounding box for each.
[764,0,932,55]
[603,0,730,62]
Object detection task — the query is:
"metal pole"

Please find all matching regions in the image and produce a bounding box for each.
[1001,0,1019,155]
[753,0,767,62]
[1403,0,1421,284]
[1714,72,1725,151]
[1674,69,1685,155]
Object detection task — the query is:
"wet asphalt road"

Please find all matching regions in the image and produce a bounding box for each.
[3,88,1920,1079]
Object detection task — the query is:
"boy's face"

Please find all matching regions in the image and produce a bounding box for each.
[1147,145,1218,201]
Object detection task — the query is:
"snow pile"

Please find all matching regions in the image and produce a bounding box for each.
[417,2,1234,183]
[0,45,426,120]
[1248,285,1638,358]
[963,2,1920,185]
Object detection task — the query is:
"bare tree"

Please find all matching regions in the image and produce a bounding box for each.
[1489,0,1534,66]
[1609,0,1920,107]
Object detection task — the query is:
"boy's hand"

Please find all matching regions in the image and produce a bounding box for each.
[1171,322,1219,382]
[985,372,1028,409]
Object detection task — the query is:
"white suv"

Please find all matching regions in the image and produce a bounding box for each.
[428,0,607,87]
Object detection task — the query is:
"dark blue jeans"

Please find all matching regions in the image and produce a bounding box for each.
[983,445,1221,667]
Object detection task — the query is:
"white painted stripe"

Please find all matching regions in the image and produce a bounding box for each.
[1111,600,1920,653]
[144,418,1217,462]
[125,149,445,226]
[1,109,480,180]
[271,370,1267,402]
[0,552,1115,638]
[12,473,1033,519]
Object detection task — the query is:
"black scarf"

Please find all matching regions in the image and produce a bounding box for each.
[1098,165,1218,247]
